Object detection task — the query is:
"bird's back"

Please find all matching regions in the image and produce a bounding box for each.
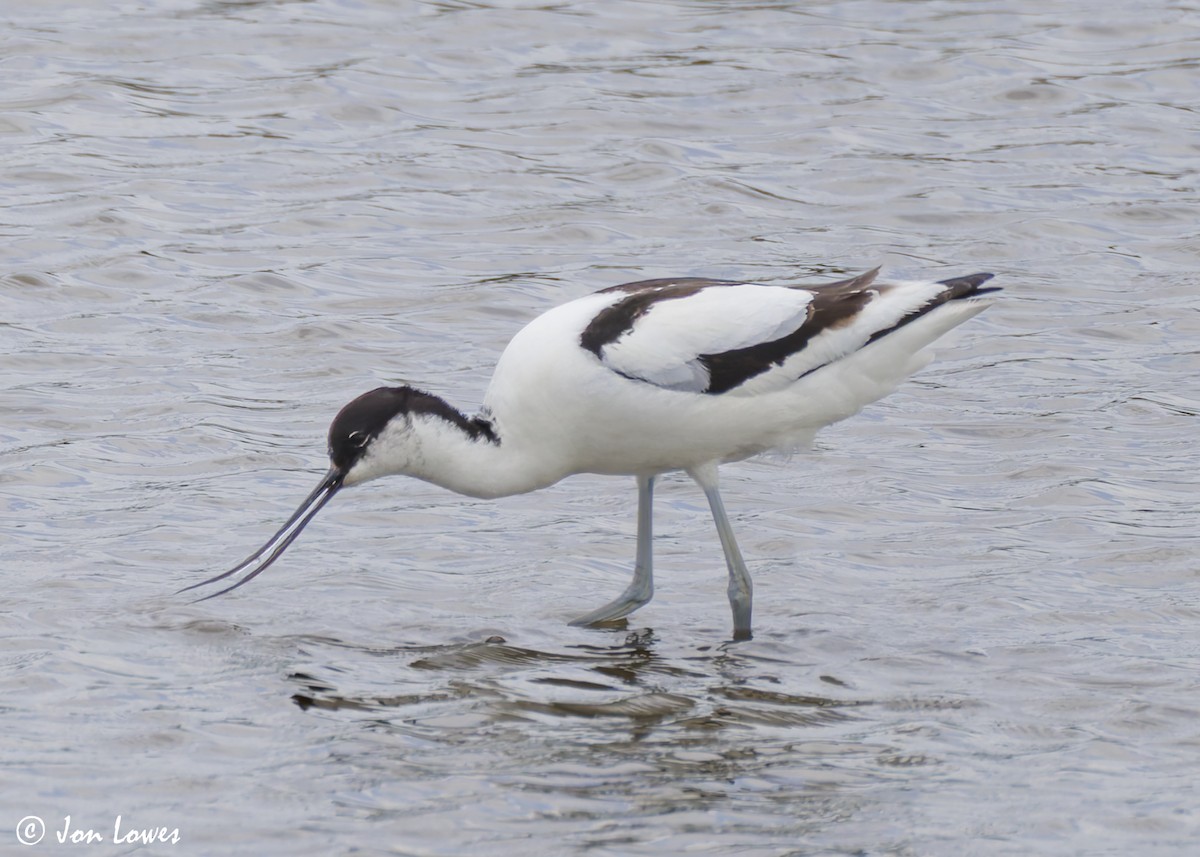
[482,270,998,479]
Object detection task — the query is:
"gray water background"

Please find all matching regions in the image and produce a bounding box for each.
[3,0,1198,854]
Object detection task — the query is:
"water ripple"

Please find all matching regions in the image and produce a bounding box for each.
[3,0,1199,854]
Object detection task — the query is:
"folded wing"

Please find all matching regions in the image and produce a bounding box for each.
[579,269,994,396]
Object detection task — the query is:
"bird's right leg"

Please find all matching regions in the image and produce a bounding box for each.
[569,474,655,627]
[687,462,753,641]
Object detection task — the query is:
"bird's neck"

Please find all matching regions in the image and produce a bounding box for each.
[397,402,560,499]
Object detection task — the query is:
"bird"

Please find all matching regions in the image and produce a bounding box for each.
[182,266,999,640]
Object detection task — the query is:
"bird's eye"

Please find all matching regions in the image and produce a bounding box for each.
[348,430,369,448]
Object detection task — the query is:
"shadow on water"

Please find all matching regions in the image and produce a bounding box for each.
[287,630,869,727]
[276,629,896,848]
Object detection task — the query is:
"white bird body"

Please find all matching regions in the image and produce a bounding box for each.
[479,293,809,489]
[389,272,993,496]
[186,267,999,640]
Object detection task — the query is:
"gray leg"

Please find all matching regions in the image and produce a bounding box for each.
[571,474,656,626]
[687,463,753,641]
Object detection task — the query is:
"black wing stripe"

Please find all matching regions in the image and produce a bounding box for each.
[580,279,742,357]
[699,288,875,394]
[862,272,995,348]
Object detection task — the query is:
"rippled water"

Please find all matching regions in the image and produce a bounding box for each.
[3,0,1198,854]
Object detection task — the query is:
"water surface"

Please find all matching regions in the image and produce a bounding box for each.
[3,1,1198,854]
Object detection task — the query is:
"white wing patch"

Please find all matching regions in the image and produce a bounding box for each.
[597,285,815,392]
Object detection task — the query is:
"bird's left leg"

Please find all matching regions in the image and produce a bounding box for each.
[570,474,655,627]
[688,462,753,641]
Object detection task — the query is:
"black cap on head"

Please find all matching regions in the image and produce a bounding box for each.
[328,385,499,474]
[328,386,414,473]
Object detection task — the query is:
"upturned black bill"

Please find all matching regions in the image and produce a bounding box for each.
[178,469,344,601]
